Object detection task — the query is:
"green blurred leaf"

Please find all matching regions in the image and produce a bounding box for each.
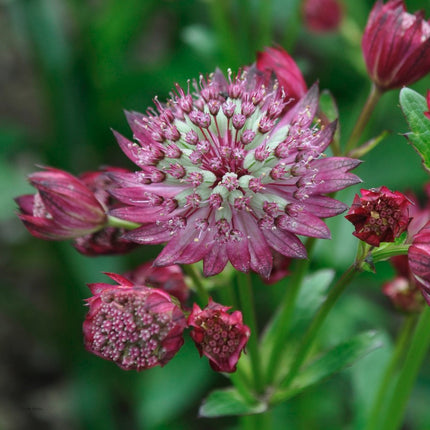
[272,331,382,404]
[136,338,214,428]
[199,387,267,418]
[261,269,334,383]
[400,87,430,173]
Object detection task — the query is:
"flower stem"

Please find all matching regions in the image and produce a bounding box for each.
[265,239,316,385]
[237,272,263,394]
[345,83,383,155]
[278,263,358,391]
[182,264,209,305]
[107,215,140,230]
[371,244,410,263]
[380,306,430,430]
[364,314,417,430]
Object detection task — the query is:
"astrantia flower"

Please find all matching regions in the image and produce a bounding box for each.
[256,47,307,105]
[382,257,424,312]
[345,186,411,247]
[362,0,430,91]
[303,0,343,33]
[83,273,187,370]
[72,168,137,255]
[16,167,107,240]
[110,69,361,277]
[124,261,189,305]
[408,221,430,305]
[187,298,250,372]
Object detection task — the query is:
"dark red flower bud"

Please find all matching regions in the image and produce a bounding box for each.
[362,0,430,91]
[408,220,430,305]
[124,261,189,306]
[73,167,137,255]
[382,272,424,313]
[256,47,307,105]
[83,273,186,370]
[345,186,411,246]
[187,299,250,373]
[303,0,343,33]
[15,168,107,240]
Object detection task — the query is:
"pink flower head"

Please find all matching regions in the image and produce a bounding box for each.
[256,47,307,105]
[83,273,187,370]
[345,186,411,247]
[362,0,430,91]
[187,298,250,372]
[382,257,424,312]
[408,221,430,305]
[262,251,291,285]
[425,90,430,120]
[303,0,343,33]
[15,167,107,240]
[124,261,189,305]
[72,168,137,255]
[110,68,361,278]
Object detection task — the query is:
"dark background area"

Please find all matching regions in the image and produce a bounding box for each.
[1,0,430,428]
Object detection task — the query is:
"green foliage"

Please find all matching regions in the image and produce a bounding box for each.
[400,87,430,173]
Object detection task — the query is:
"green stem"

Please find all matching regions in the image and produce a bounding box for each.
[265,239,316,385]
[371,244,410,264]
[365,315,417,430]
[381,306,430,430]
[237,272,263,394]
[278,263,359,391]
[107,215,140,230]
[182,264,209,305]
[240,409,272,430]
[345,83,383,155]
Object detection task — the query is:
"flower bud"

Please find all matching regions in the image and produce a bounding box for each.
[16,167,107,240]
[83,273,187,370]
[187,299,250,373]
[256,47,307,105]
[303,0,343,33]
[408,220,430,306]
[73,167,137,255]
[124,261,189,306]
[345,186,411,247]
[362,0,430,91]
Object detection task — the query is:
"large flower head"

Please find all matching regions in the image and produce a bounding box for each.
[83,273,187,370]
[362,0,430,91]
[111,68,361,277]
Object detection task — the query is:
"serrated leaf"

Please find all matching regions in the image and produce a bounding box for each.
[400,88,430,172]
[199,387,267,418]
[272,331,382,404]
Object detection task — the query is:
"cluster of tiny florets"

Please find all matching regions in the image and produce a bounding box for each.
[111,67,360,277]
[85,287,185,370]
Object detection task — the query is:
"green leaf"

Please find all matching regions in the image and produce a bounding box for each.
[271,331,382,404]
[260,269,334,383]
[199,387,267,418]
[399,87,430,172]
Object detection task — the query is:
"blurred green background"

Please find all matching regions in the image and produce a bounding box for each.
[1,0,430,428]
